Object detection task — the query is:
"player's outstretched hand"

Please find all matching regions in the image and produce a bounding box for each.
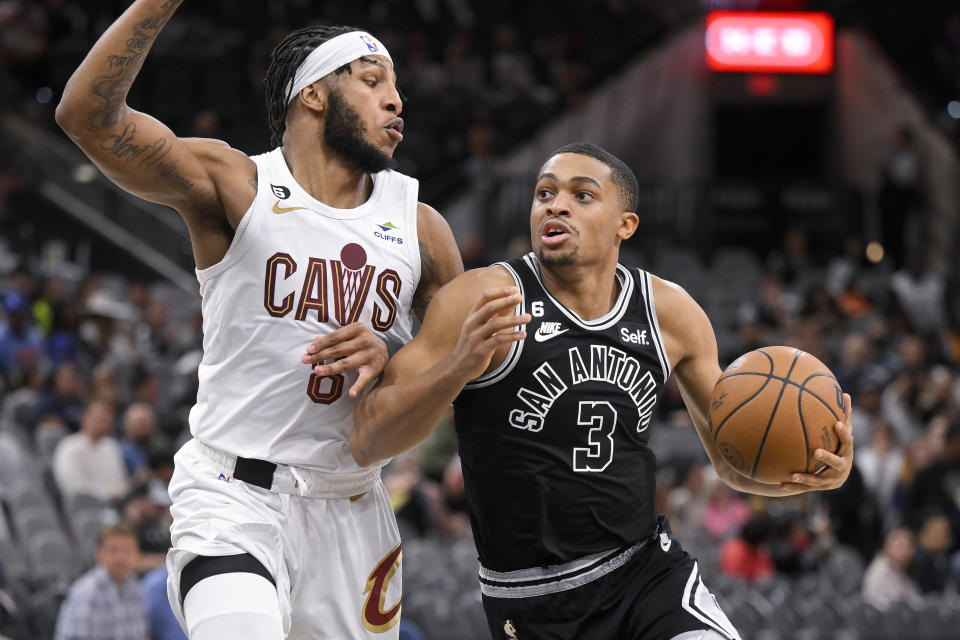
[780,393,854,493]
[453,287,530,381]
[301,323,389,398]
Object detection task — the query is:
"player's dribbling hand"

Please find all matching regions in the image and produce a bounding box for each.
[780,393,854,493]
[453,287,531,381]
[301,323,389,398]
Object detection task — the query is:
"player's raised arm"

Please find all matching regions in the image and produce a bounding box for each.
[54,0,244,221]
[652,276,853,497]
[349,268,530,466]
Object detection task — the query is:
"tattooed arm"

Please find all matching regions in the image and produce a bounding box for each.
[412,203,463,323]
[55,0,255,268]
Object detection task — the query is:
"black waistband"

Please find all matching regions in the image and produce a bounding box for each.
[233,457,277,490]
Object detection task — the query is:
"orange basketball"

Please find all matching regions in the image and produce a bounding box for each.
[708,346,847,484]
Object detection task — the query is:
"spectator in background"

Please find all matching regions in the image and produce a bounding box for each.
[437,455,470,539]
[54,523,147,640]
[120,402,159,480]
[862,525,922,610]
[666,458,709,542]
[90,361,120,405]
[140,565,186,640]
[703,476,750,541]
[820,465,883,562]
[913,511,955,593]
[31,360,85,433]
[52,399,129,503]
[0,290,44,388]
[856,418,905,516]
[904,422,960,539]
[889,254,946,334]
[720,515,775,583]
[879,125,922,270]
[385,454,435,539]
[119,482,169,573]
[882,334,930,443]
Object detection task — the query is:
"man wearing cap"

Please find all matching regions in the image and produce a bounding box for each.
[55,2,463,638]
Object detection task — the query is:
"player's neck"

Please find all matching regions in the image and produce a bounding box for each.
[281,144,373,209]
[539,259,621,321]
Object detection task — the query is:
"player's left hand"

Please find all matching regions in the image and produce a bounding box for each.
[780,393,854,493]
[301,323,389,398]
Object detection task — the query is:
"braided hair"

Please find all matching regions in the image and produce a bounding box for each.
[264,25,364,148]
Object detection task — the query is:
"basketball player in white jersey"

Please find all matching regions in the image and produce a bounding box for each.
[56,2,462,638]
[349,144,855,639]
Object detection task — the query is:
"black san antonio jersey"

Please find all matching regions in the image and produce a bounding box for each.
[453,253,672,572]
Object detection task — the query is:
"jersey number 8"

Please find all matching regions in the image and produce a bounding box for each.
[307,369,344,404]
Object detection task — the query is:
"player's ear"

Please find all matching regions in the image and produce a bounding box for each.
[617,211,639,240]
[297,81,326,114]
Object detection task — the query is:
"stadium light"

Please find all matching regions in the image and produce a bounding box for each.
[706,12,834,74]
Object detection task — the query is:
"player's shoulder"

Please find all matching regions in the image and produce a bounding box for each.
[648,273,695,307]
[647,273,710,334]
[416,201,444,224]
[181,137,255,171]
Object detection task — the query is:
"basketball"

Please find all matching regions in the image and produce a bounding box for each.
[708,346,847,484]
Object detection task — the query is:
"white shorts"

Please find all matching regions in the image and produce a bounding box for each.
[166,439,402,639]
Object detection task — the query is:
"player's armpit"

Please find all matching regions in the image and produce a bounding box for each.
[411,203,464,322]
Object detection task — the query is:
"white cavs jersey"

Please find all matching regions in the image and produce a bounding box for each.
[188,148,420,471]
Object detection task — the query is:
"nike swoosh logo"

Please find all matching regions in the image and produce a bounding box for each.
[272,200,307,215]
[534,328,569,343]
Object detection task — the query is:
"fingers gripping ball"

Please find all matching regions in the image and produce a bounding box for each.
[708,346,847,484]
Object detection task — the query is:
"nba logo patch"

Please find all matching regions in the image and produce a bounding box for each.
[359,34,379,52]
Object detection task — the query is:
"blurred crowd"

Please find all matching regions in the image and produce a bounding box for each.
[0,0,670,203]
[0,221,950,637]
[0,0,958,638]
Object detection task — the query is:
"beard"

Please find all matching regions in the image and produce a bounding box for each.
[537,246,578,269]
[323,88,396,174]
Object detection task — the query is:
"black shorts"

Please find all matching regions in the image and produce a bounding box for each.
[480,518,740,640]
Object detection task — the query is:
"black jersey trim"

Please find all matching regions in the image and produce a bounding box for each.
[464,261,526,389]
[639,270,672,383]
[521,253,632,330]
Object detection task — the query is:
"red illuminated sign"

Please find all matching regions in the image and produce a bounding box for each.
[706,12,834,74]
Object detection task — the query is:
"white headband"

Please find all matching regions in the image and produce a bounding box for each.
[285,31,392,103]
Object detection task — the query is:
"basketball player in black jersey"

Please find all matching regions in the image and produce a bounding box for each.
[349,143,855,639]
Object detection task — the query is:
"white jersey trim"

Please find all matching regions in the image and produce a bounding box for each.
[478,538,648,599]
[681,561,741,640]
[405,184,422,307]
[464,263,525,389]
[638,269,672,383]
[264,148,388,221]
[195,156,268,283]
[521,253,632,331]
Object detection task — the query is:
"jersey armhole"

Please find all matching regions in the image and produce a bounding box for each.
[404,177,422,296]
[195,154,268,283]
[463,263,525,389]
[638,269,672,383]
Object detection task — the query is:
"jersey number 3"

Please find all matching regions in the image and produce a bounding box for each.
[573,401,617,472]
